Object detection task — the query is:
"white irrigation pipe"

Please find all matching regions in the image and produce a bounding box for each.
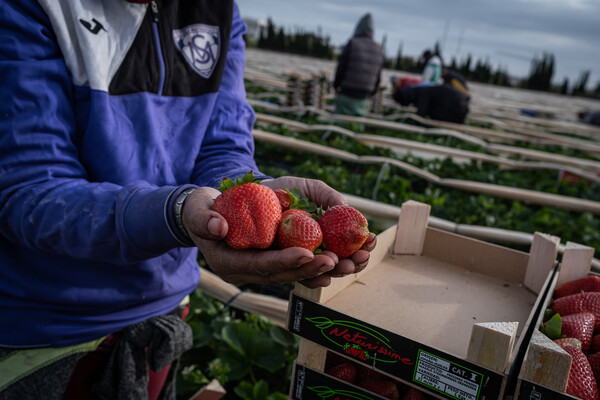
[196,267,289,327]
[249,99,600,173]
[253,129,600,215]
[343,193,600,272]
[243,69,600,141]
[254,113,600,181]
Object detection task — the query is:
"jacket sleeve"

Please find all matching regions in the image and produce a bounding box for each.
[0,0,186,265]
[191,3,270,188]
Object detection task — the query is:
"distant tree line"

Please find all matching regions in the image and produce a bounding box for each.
[245,18,599,99]
[250,18,334,59]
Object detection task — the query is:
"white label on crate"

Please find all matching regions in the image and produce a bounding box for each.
[294,369,305,398]
[414,350,482,400]
[293,299,304,332]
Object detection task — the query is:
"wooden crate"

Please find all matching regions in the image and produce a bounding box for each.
[514,243,596,399]
[287,200,560,400]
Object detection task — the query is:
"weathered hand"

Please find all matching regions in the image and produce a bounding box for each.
[261,176,378,288]
[181,186,338,286]
[260,176,347,209]
[180,177,377,288]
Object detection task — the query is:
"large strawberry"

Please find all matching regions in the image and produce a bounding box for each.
[277,209,323,252]
[357,379,400,400]
[588,353,600,383]
[325,361,358,384]
[558,345,599,400]
[555,275,600,298]
[552,292,600,333]
[211,172,281,250]
[588,352,600,389]
[561,312,596,354]
[318,205,369,259]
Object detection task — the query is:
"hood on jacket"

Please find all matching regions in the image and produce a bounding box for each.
[353,13,373,38]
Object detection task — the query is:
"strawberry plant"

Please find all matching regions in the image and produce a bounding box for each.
[176,288,299,399]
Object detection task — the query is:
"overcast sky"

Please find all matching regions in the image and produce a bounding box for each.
[238,0,600,89]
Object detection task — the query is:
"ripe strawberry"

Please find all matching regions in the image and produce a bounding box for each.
[325,361,358,384]
[552,292,600,333]
[402,388,426,400]
[561,312,596,354]
[318,205,369,259]
[555,275,600,298]
[558,345,599,400]
[356,364,388,382]
[591,335,600,354]
[212,172,281,250]
[325,351,348,370]
[275,189,292,211]
[357,379,400,400]
[588,352,600,388]
[277,209,323,252]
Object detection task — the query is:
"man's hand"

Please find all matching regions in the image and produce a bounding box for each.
[261,176,377,288]
[180,177,377,288]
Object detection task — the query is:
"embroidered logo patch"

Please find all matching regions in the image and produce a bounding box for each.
[172,24,220,79]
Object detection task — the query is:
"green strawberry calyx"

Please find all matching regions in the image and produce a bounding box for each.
[286,187,318,213]
[539,312,562,340]
[217,171,258,193]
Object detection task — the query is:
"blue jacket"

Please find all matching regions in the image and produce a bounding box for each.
[0,0,266,347]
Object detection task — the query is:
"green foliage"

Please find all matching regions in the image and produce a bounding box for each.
[284,187,318,213]
[176,290,299,399]
[253,18,334,59]
[526,52,555,91]
[539,313,562,340]
[253,115,600,255]
[234,380,288,400]
[217,171,257,192]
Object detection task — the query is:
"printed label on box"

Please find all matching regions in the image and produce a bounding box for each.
[288,293,505,400]
[415,350,482,400]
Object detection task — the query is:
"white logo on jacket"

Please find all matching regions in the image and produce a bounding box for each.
[173,24,220,79]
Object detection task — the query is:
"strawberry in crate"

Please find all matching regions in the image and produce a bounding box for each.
[538,274,600,399]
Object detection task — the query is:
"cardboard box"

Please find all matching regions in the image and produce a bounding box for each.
[290,362,391,400]
[287,201,561,400]
[514,243,597,399]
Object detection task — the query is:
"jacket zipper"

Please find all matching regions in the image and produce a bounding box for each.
[150,0,166,95]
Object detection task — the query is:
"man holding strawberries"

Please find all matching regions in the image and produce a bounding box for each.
[0,1,376,398]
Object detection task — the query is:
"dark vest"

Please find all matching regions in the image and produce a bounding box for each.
[338,36,383,95]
